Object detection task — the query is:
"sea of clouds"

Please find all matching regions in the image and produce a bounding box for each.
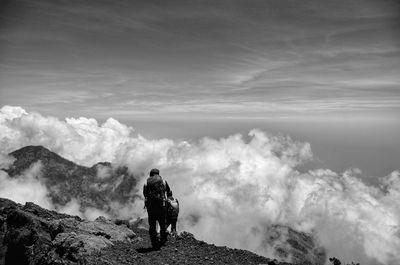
[0,105,399,265]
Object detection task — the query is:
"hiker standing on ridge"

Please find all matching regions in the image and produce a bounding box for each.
[143,168,172,249]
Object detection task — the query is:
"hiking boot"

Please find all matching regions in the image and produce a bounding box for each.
[152,244,161,250]
[151,240,161,250]
[160,238,167,246]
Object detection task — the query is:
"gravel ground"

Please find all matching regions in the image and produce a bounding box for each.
[87,227,292,265]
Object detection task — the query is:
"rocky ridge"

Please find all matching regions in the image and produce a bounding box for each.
[0,197,294,265]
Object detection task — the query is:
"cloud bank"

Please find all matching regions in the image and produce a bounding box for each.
[0,105,399,265]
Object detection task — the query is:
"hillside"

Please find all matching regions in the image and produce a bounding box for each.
[6,145,141,216]
[0,197,292,265]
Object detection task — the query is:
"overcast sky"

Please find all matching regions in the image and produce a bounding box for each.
[0,0,399,177]
[1,0,399,119]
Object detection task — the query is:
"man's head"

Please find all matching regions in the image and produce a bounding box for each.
[149,168,160,176]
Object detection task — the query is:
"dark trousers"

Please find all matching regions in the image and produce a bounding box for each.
[146,201,167,247]
[166,217,177,232]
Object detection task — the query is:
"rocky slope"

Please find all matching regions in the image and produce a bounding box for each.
[128,218,326,265]
[263,225,326,265]
[0,197,293,265]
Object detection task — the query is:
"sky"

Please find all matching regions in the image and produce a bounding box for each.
[0,0,399,178]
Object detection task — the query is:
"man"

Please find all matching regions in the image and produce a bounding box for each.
[143,168,172,249]
[166,196,179,235]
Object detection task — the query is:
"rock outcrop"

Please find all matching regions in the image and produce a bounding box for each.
[0,198,135,265]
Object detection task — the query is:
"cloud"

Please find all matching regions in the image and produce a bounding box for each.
[57,198,110,221]
[0,106,134,166]
[0,161,53,209]
[83,207,110,221]
[0,153,15,169]
[0,105,399,264]
[0,159,110,221]
[58,198,82,217]
[95,164,112,179]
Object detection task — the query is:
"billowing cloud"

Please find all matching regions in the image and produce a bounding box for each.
[0,161,53,209]
[0,105,133,166]
[0,105,399,265]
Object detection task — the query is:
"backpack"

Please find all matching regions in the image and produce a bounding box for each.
[146,175,166,203]
[167,198,179,219]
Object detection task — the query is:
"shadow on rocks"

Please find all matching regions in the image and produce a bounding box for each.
[136,246,161,253]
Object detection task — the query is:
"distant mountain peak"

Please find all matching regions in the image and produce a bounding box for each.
[10,145,64,161]
[8,145,77,176]
[10,144,50,154]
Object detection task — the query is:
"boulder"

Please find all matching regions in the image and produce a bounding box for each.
[129,217,149,230]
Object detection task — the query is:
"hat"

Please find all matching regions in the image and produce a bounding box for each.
[150,168,160,176]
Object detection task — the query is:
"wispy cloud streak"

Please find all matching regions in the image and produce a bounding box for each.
[0,0,399,120]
